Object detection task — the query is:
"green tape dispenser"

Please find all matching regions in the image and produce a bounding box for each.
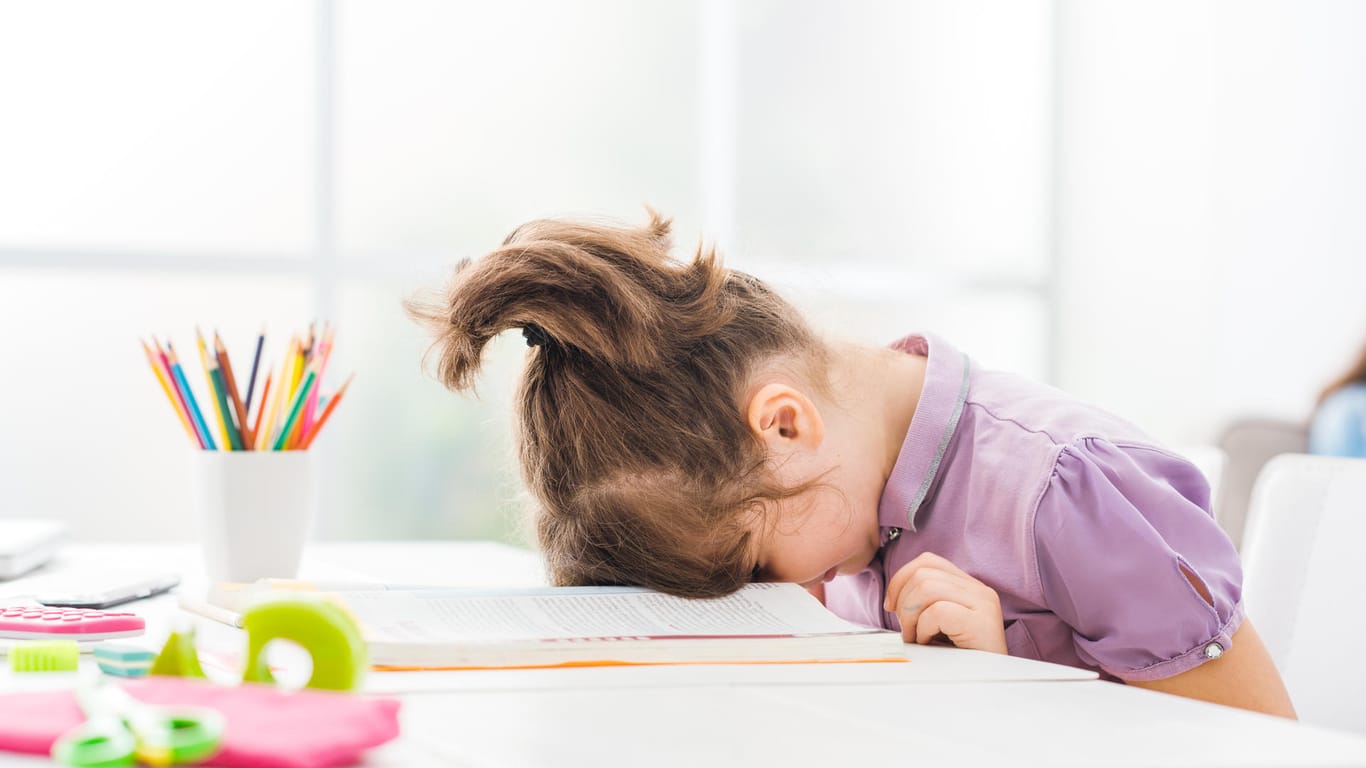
[241,597,368,692]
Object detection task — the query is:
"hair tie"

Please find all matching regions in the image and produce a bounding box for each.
[522,324,550,348]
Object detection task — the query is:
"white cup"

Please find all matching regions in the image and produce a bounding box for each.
[190,450,316,583]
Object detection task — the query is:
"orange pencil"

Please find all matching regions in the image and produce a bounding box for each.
[250,371,273,446]
[155,337,208,448]
[141,338,197,444]
[285,396,308,449]
[214,332,253,449]
[298,374,353,450]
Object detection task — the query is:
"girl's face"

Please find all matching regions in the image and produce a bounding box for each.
[742,346,922,589]
[748,484,883,589]
[745,401,887,588]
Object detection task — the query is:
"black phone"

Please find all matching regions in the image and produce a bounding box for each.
[35,573,181,609]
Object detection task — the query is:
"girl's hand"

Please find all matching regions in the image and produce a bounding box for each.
[883,552,1008,654]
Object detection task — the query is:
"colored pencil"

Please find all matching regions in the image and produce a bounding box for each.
[272,367,317,451]
[260,336,298,450]
[287,339,305,405]
[250,371,273,449]
[285,402,307,450]
[155,338,206,449]
[301,324,335,438]
[243,328,265,415]
[196,328,232,450]
[156,338,207,449]
[299,374,352,449]
[207,355,243,451]
[141,338,197,445]
[214,331,252,449]
[143,325,348,452]
[168,343,217,451]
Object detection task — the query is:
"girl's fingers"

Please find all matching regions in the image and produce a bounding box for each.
[884,552,974,611]
[914,601,974,645]
[907,551,973,580]
[893,574,977,642]
[883,554,1009,655]
[887,564,978,616]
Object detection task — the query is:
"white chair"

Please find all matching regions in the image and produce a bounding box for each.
[1215,417,1309,551]
[1241,454,1366,735]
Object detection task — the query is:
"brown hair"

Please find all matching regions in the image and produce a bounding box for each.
[1319,337,1366,404]
[406,210,827,597]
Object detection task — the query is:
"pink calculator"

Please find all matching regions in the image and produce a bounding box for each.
[0,605,145,641]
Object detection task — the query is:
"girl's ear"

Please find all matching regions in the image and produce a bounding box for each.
[746,382,825,452]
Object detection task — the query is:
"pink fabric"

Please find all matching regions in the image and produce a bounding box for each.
[0,678,401,768]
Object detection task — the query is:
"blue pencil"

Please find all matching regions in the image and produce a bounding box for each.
[167,343,217,451]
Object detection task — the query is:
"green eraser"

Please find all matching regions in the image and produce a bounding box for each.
[9,640,79,673]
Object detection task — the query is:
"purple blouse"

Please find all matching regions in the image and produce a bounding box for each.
[823,334,1244,682]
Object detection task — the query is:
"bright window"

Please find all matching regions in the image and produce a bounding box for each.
[0,1,1052,542]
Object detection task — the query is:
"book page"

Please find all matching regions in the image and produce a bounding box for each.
[339,583,878,643]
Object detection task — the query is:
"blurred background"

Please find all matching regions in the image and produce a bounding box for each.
[1,0,1363,545]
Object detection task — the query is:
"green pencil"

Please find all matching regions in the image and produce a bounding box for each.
[209,359,243,450]
[272,369,317,451]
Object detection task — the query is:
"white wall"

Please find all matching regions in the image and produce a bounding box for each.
[2,1,1362,539]
[0,1,1054,540]
[1057,0,1366,445]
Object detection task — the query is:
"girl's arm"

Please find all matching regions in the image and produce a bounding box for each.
[1129,620,1297,719]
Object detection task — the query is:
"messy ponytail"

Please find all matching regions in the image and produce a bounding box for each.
[407,210,826,597]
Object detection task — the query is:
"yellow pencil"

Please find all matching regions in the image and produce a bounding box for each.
[287,338,305,404]
[141,338,197,444]
[256,351,284,450]
[197,327,232,449]
[258,336,298,450]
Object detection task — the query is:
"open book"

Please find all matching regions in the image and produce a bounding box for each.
[323,583,906,670]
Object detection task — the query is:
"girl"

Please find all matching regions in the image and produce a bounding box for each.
[1310,337,1366,457]
[408,211,1295,718]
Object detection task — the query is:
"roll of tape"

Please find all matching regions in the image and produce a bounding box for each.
[241,598,367,691]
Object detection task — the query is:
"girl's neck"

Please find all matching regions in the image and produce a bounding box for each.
[828,341,929,485]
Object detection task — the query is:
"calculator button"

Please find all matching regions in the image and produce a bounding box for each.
[0,607,145,640]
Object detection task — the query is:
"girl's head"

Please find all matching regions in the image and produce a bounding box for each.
[408,210,886,597]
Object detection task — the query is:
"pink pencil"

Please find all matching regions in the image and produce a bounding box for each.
[300,324,335,437]
[155,336,206,449]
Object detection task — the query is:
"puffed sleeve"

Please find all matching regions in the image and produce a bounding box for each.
[1034,438,1244,682]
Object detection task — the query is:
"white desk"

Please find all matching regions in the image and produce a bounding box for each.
[3,542,1366,767]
